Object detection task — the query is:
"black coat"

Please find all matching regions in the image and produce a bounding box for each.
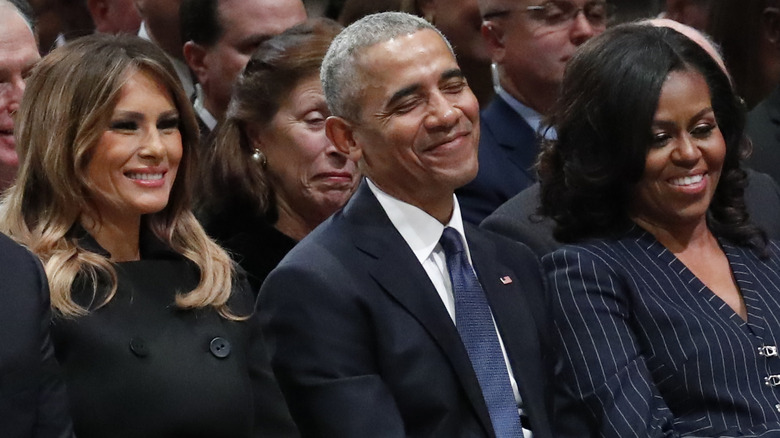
[201,199,298,294]
[52,231,298,438]
[0,232,73,438]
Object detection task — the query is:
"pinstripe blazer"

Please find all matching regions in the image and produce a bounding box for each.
[543,224,780,437]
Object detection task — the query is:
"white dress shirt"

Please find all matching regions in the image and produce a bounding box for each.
[366,179,532,437]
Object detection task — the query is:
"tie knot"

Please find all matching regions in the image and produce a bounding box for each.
[439,227,465,256]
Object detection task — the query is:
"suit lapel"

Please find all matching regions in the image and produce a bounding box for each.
[466,226,547,426]
[343,183,496,437]
[765,86,780,127]
[482,97,540,179]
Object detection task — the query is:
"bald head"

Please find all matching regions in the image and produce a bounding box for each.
[0,2,40,189]
[1,0,35,33]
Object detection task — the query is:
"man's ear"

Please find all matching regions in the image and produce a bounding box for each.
[481,21,506,63]
[326,116,362,163]
[87,0,109,32]
[417,0,437,23]
[182,41,209,85]
[764,7,780,49]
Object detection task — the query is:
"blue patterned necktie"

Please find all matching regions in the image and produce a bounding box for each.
[439,227,524,438]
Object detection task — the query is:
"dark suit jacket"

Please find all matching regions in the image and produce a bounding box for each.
[259,181,557,438]
[482,169,780,258]
[456,95,540,225]
[543,226,780,436]
[747,86,780,183]
[0,233,73,438]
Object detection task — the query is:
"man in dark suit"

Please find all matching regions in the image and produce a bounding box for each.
[456,0,608,224]
[259,11,557,438]
[747,87,780,183]
[180,0,306,139]
[0,230,73,437]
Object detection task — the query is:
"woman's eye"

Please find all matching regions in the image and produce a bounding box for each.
[109,120,137,131]
[651,132,671,147]
[691,123,715,138]
[304,112,326,126]
[158,117,180,131]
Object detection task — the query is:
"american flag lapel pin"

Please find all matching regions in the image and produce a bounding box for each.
[500,275,513,285]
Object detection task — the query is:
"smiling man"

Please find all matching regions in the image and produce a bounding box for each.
[258,12,556,438]
[0,0,39,191]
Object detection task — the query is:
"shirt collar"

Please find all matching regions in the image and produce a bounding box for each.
[194,84,217,131]
[366,178,468,264]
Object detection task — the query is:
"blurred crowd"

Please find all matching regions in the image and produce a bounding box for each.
[6,0,780,437]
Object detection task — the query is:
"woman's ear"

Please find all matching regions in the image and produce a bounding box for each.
[763,7,780,49]
[246,124,266,152]
[326,116,362,163]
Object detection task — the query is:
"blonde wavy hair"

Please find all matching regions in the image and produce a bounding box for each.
[0,34,239,319]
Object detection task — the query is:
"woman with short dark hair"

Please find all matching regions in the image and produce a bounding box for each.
[541,23,780,436]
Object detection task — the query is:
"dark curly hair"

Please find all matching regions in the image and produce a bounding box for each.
[538,23,767,254]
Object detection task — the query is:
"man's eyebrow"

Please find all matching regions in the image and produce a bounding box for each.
[239,34,273,49]
[440,68,465,82]
[386,83,422,109]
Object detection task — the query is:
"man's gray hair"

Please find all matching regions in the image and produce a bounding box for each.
[321,11,453,122]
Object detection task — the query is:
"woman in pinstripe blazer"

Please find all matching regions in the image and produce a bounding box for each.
[539,24,780,437]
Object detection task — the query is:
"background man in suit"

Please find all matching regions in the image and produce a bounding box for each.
[259,11,557,437]
[0,0,39,190]
[134,0,194,97]
[456,0,607,224]
[180,0,306,137]
[0,229,73,437]
[86,0,141,34]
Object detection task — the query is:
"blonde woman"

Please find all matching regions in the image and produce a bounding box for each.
[0,34,298,438]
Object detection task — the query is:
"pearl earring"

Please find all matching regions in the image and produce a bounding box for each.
[251,148,267,167]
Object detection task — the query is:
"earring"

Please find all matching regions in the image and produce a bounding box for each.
[251,148,267,167]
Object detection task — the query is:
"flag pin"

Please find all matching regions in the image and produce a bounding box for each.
[500,276,513,285]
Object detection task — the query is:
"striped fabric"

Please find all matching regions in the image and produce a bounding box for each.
[543,224,780,437]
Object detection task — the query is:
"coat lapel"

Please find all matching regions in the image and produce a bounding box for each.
[342,183,496,437]
[482,96,540,179]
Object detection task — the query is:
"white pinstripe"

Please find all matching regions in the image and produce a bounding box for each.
[543,225,780,437]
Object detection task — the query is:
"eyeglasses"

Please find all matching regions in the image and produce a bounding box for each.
[482,0,613,29]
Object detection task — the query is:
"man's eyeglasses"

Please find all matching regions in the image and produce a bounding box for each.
[482,0,614,29]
